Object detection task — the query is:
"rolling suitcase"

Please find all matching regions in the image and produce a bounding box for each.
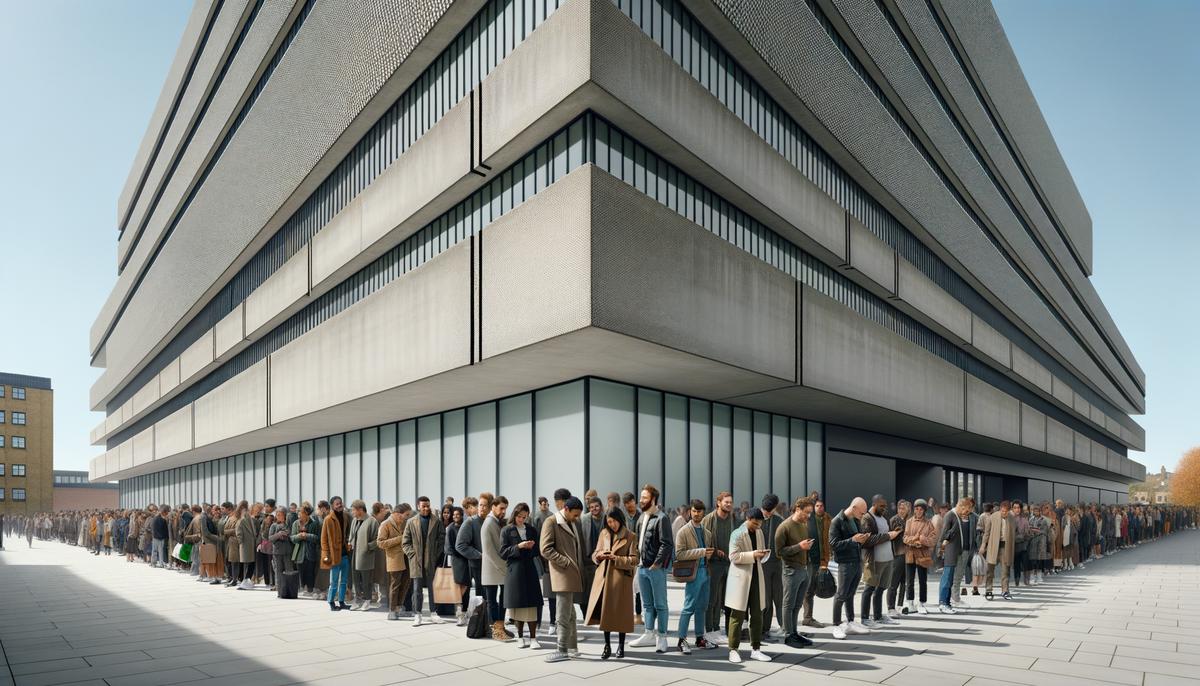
[278,570,300,599]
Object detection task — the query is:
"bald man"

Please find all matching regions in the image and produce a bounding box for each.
[828,497,873,640]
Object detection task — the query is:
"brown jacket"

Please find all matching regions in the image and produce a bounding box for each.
[377,516,407,572]
[182,515,202,544]
[320,510,349,569]
[585,527,638,633]
[539,513,582,594]
[980,511,1015,566]
[222,516,240,563]
[903,517,936,567]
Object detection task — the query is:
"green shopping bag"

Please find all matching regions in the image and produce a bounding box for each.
[175,542,193,563]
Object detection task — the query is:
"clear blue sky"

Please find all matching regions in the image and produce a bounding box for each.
[0,1,1194,477]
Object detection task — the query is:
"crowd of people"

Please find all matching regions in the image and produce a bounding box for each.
[10,489,1196,665]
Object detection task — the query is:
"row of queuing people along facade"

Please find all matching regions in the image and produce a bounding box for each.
[92,0,1144,526]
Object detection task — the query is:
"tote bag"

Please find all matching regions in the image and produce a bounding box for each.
[432,566,466,604]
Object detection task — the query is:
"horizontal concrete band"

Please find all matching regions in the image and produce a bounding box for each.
[92,0,1142,457]
[92,166,1141,489]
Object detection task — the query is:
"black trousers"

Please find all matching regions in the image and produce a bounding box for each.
[904,563,927,603]
[832,561,861,625]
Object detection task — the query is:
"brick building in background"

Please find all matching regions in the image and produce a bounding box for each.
[52,470,119,511]
[0,373,52,514]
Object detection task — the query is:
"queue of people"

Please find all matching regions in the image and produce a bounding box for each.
[26,491,1198,666]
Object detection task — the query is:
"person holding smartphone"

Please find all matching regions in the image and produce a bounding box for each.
[673,499,717,654]
[776,497,817,647]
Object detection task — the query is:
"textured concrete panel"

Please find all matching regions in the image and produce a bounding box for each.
[895,258,971,342]
[270,241,471,424]
[481,166,593,360]
[1045,416,1072,459]
[214,302,245,359]
[1089,439,1106,468]
[311,194,363,288]
[119,440,134,471]
[131,375,160,417]
[1050,374,1073,408]
[1072,431,1089,464]
[180,328,215,383]
[105,411,122,436]
[965,375,1018,444]
[245,245,309,337]
[1012,346,1052,394]
[158,357,181,398]
[154,404,194,459]
[970,314,1010,368]
[1019,403,1046,451]
[194,359,267,447]
[1073,392,1090,418]
[1089,403,1105,427]
[803,286,964,428]
[1104,415,1120,438]
[589,169,798,383]
[132,426,155,466]
[847,217,895,293]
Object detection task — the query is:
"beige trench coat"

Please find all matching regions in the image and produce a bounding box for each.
[724,525,768,613]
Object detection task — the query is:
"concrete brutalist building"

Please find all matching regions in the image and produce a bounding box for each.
[89,0,1146,512]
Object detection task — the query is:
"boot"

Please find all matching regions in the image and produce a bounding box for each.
[492,620,512,642]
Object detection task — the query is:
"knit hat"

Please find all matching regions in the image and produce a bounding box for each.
[913,499,928,510]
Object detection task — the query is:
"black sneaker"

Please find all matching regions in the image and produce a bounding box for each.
[972,588,980,596]
[1002,592,1013,600]
[330,602,340,612]
[985,591,994,600]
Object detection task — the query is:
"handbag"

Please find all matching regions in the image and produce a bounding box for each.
[199,541,217,564]
[175,543,193,563]
[171,542,184,560]
[814,567,837,598]
[432,566,466,604]
[971,552,986,577]
[257,538,273,555]
[671,557,698,583]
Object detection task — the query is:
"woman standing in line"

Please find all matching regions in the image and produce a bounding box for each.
[902,499,936,615]
[446,506,471,625]
[1046,505,1063,574]
[586,508,638,660]
[500,503,544,648]
[290,505,322,598]
[268,507,293,588]
[1025,505,1049,584]
[235,501,258,589]
[102,513,114,555]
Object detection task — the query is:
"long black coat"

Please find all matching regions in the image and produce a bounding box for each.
[446,522,471,586]
[500,522,543,609]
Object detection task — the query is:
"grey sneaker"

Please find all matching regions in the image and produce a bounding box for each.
[387,611,399,621]
[545,652,570,663]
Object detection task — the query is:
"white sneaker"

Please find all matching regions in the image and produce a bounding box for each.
[704,630,725,646]
[656,635,668,653]
[887,608,901,619]
[917,603,929,615]
[832,623,848,640]
[880,615,900,626]
[767,627,785,640]
[728,650,743,663]
[862,618,878,629]
[413,614,423,627]
[630,631,658,648]
[750,650,772,662]
[547,625,557,636]
[239,579,254,590]
[938,604,956,614]
[456,613,468,627]
[429,613,444,624]
[520,637,529,648]
[678,639,692,655]
[847,621,871,635]
[530,637,541,650]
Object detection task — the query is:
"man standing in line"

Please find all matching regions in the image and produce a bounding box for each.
[937,498,973,614]
[151,505,170,568]
[377,503,411,620]
[403,495,446,625]
[622,491,643,625]
[859,494,901,627]
[802,498,831,629]
[455,495,485,621]
[758,495,785,639]
[701,491,735,646]
[542,496,584,663]
[631,484,673,653]
[482,495,511,641]
[953,496,980,605]
[829,497,873,640]
[724,508,772,664]
[979,499,1015,600]
[532,497,552,533]
[348,499,380,611]
[579,496,605,614]
[674,498,716,653]
[885,500,910,618]
[775,497,816,647]
[320,496,352,611]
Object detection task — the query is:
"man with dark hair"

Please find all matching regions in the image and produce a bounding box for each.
[631,484,673,653]
[701,491,735,646]
[622,491,643,625]
[320,496,352,611]
[151,505,170,568]
[403,496,445,625]
[482,495,510,640]
[759,494,785,638]
[859,494,901,628]
[675,499,716,653]
[776,497,816,647]
[579,496,605,610]
[725,508,772,663]
[980,499,1015,600]
[542,496,584,662]
[803,499,831,628]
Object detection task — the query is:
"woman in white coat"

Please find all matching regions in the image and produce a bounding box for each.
[723,508,772,664]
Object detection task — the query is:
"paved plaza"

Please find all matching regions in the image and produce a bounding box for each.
[1,531,1197,686]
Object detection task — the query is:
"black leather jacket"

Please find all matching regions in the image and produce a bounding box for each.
[829,510,863,564]
[636,510,674,568]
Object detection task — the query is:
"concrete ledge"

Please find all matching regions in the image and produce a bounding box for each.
[970,314,1011,368]
[154,404,194,460]
[1046,417,1072,459]
[194,359,267,448]
[158,358,181,398]
[132,426,155,466]
[180,329,215,384]
[895,258,971,343]
[245,245,309,338]
[965,375,1018,443]
[1019,403,1046,451]
[846,217,895,294]
[214,302,245,359]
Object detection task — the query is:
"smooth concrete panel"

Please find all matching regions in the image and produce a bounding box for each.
[131,375,160,417]
[119,440,134,471]
[1089,403,1105,427]
[1072,431,1089,464]
[269,241,472,424]
[588,168,797,382]
[180,329,215,383]
[359,98,472,251]
[480,167,593,359]
[895,258,971,342]
[1018,403,1046,451]
[105,412,122,436]
[311,196,363,288]
[105,449,119,477]
[1104,415,1121,438]
[245,245,309,337]
[154,404,194,460]
[803,286,965,429]
[1073,392,1090,418]
[970,314,1010,368]
[158,357,181,398]
[1051,374,1073,409]
[214,302,245,359]
[1012,346,1052,394]
[1045,417,1073,459]
[1089,439,1106,469]
[847,217,895,293]
[194,359,268,447]
[132,426,155,466]
[965,375,1019,444]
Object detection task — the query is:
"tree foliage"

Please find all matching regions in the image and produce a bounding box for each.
[1170,446,1200,506]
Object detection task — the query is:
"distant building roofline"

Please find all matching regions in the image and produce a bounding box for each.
[0,372,52,390]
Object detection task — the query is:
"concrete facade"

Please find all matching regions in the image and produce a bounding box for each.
[92,0,1144,511]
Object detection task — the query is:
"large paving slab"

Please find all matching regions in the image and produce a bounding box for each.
[1,530,1197,686]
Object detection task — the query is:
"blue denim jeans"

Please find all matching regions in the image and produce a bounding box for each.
[327,556,350,603]
[637,567,669,634]
[676,565,709,640]
[938,562,957,606]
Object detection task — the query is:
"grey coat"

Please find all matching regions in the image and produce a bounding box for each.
[402,514,445,580]
[268,522,293,556]
[481,514,506,586]
[939,513,977,563]
[455,514,483,568]
[350,516,380,570]
[1027,515,1050,561]
[235,515,258,562]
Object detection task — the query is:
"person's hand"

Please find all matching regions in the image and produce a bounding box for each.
[753,549,768,560]
[800,539,814,550]
[716,550,726,559]
[649,563,660,570]
[888,530,900,540]
[852,532,870,543]
[520,540,535,550]
[347,542,354,550]
[704,547,715,559]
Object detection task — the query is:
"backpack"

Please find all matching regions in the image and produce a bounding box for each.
[465,601,490,639]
